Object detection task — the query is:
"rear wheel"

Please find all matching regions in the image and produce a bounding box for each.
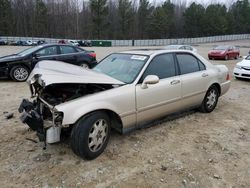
[10,65,29,82]
[200,85,219,113]
[70,112,111,160]
[80,63,89,69]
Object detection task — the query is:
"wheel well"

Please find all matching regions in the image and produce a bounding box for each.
[78,109,123,134]
[211,83,221,96]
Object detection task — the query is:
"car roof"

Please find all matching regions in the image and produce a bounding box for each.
[119,49,195,56]
[37,43,76,48]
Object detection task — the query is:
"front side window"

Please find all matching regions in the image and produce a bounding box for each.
[60,46,77,54]
[36,46,57,56]
[142,53,176,80]
[177,53,205,75]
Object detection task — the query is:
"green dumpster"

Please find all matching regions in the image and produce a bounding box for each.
[91,40,112,47]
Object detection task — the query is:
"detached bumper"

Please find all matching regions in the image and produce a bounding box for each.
[19,99,46,141]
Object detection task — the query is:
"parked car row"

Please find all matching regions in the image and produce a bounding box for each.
[58,40,92,47]
[0,39,92,47]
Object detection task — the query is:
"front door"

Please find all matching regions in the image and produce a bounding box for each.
[136,53,182,125]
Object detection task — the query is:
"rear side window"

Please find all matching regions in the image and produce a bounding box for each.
[142,53,176,80]
[176,54,205,75]
[60,46,77,54]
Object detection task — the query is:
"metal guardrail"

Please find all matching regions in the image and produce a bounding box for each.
[0,34,250,47]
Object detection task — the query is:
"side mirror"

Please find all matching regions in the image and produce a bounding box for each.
[141,75,159,89]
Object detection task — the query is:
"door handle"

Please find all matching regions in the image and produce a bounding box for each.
[202,73,209,77]
[170,80,180,85]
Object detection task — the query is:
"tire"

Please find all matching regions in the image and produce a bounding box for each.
[80,63,89,69]
[70,112,111,160]
[224,55,229,61]
[208,57,212,60]
[199,85,219,113]
[235,54,239,59]
[10,65,29,82]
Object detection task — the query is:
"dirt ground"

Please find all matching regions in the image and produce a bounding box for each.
[0,41,250,188]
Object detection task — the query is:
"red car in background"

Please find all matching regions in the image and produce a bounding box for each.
[208,45,240,60]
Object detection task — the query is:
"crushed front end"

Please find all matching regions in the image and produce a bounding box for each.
[19,72,114,146]
[18,84,64,145]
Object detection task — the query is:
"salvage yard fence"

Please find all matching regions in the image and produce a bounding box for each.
[1,34,250,47]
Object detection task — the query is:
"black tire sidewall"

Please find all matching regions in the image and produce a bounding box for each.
[71,112,111,160]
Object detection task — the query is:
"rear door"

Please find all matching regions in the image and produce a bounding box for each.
[176,53,211,108]
[136,53,182,124]
[57,45,78,64]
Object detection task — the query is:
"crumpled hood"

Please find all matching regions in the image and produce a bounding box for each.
[28,60,124,86]
[237,59,250,67]
[0,54,23,62]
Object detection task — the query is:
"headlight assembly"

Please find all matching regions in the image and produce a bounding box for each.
[236,65,242,69]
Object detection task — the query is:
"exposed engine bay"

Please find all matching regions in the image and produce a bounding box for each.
[19,82,115,145]
[38,83,114,106]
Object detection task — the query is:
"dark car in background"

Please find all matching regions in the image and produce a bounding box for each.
[208,45,240,60]
[0,40,7,45]
[78,40,92,47]
[0,44,97,81]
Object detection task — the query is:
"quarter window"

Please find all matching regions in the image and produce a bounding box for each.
[60,46,76,54]
[142,53,176,80]
[176,54,205,75]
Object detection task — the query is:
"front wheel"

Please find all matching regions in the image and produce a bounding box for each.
[70,112,111,160]
[10,65,29,82]
[200,85,219,113]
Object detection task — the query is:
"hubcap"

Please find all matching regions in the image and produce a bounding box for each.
[206,89,217,109]
[88,119,108,152]
[14,67,28,81]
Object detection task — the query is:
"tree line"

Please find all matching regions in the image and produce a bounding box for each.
[0,0,250,40]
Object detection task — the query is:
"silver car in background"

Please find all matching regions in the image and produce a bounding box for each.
[19,49,230,160]
[165,45,198,52]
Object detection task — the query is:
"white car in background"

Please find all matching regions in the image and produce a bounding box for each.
[233,55,250,79]
[68,40,80,46]
[165,45,197,52]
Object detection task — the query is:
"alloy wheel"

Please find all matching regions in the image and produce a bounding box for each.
[88,119,108,152]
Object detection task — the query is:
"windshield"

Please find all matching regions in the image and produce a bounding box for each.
[17,46,42,56]
[93,53,148,84]
[214,46,229,50]
[246,55,250,60]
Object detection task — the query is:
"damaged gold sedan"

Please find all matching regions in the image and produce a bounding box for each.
[19,49,230,160]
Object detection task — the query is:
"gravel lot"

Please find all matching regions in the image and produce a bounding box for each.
[0,41,250,188]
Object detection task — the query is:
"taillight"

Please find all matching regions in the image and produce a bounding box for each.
[226,73,230,80]
[89,52,96,59]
